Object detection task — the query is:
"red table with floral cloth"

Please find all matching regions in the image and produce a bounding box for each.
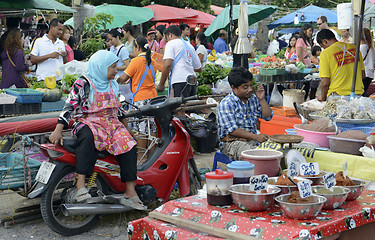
[128,190,375,240]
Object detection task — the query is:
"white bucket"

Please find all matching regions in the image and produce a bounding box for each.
[282,89,305,108]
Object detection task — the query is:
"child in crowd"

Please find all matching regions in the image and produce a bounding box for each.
[311,45,321,65]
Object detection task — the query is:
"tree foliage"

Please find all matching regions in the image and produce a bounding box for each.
[80,13,113,57]
[56,0,211,11]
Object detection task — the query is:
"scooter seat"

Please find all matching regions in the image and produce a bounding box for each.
[62,137,107,158]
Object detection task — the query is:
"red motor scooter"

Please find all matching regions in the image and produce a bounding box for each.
[28,92,202,236]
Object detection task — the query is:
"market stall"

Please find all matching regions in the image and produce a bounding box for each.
[129,190,375,239]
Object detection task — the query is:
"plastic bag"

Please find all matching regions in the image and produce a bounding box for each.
[359,146,375,158]
[59,60,88,77]
[269,84,283,106]
[266,40,279,56]
[216,77,231,95]
[285,64,299,74]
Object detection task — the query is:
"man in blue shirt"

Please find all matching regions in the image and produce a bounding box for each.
[214,29,229,54]
[217,67,273,160]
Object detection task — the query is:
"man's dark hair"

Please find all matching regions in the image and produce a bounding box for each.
[6,17,20,29]
[316,29,336,45]
[179,23,190,31]
[228,67,253,88]
[49,18,64,29]
[219,30,227,37]
[318,16,327,23]
[165,25,181,37]
[155,25,166,35]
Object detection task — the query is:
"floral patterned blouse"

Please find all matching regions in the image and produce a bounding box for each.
[58,76,126,133]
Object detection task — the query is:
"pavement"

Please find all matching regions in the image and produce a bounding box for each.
[0,150,217,239]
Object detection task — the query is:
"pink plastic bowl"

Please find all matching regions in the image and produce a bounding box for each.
[240,149,284,177]
[294,125,336,148]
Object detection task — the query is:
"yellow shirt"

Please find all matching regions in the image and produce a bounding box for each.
[319,42,364,96]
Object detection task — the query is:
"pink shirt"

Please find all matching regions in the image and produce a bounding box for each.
[148,40,159,52]
[157,39,166,53]
[65,44,74,62]
[296,38,311,65]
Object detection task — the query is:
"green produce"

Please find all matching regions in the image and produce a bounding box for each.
[196,64,231,85]
[275,48,286,59]
[197,84,212,96]
[62,74,79,89]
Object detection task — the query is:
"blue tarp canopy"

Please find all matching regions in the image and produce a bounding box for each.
[277,28,300,34]
[268,5,337,29]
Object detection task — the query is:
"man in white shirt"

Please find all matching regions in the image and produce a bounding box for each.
[157,25,201,97]
[313,16,340,47]
[30,18,66,81]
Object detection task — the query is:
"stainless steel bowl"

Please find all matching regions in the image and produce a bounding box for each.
[275,194,327,220]
[268,177,313,194]
[229,185,281,212]
[343,180,366,201]
[311,186,350,209]
[282,170,323,186]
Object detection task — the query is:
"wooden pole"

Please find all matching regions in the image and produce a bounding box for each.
[149,211,258,240]
[350,0,366,98]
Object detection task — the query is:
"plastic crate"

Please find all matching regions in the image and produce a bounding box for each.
[0,153,41,190]
[259,68,286,76]
[0,103,41,116]
[41,100,65,112]
[336,122,375,133]
[271,106,297,117]
[5,88,43,104]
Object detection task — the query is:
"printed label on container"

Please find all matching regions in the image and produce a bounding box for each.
[298,180,312,198]
[287,161,299,177]
[323,172,336,189]
[300,162,320,176]
[249,174,269,192]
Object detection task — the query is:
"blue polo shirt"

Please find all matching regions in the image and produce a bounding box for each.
[214,37,229,53]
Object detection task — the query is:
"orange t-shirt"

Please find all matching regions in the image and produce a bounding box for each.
[124,55,157,102]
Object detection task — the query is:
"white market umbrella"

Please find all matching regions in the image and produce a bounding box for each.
[233,0,251,66]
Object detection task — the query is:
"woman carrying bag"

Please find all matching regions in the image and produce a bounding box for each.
[0,28,29,89]
[118,37,157,161]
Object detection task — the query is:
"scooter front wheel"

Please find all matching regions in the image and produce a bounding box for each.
[40,166,104,236]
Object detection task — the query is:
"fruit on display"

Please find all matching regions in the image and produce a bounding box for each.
[45,76,57,89]
[261,61,286,69]
[258,55,283,63]
[249,67,260,75]
[35,88,63,102]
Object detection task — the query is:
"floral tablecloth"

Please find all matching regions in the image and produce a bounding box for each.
[128,190,375,240]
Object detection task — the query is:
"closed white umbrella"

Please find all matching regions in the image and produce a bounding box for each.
[233,0,251,55]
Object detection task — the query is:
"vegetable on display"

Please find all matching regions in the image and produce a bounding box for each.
[196,64,231,85]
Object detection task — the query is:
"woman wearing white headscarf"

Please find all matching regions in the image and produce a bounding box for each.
[49,50,145,210]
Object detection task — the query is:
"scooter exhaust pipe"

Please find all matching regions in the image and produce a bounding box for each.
[62,203,133,216]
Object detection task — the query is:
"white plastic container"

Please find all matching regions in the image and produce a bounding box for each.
[227,161,255,184]
[205,169,233,206]
[241,149,284,177]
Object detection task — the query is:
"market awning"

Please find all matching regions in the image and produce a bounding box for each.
[0,0,75,13]
[64,3,154,29]
[268,5,337,30]
[144,4,197,22]
[167,9,215,27]
[204,4,277,37]
[364,2,375,23]
[210,5,224,15]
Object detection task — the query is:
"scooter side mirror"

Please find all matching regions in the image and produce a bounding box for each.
[186,75,197,86]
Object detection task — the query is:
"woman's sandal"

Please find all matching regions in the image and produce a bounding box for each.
[119,196,147,211]
[74,187,92,202]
